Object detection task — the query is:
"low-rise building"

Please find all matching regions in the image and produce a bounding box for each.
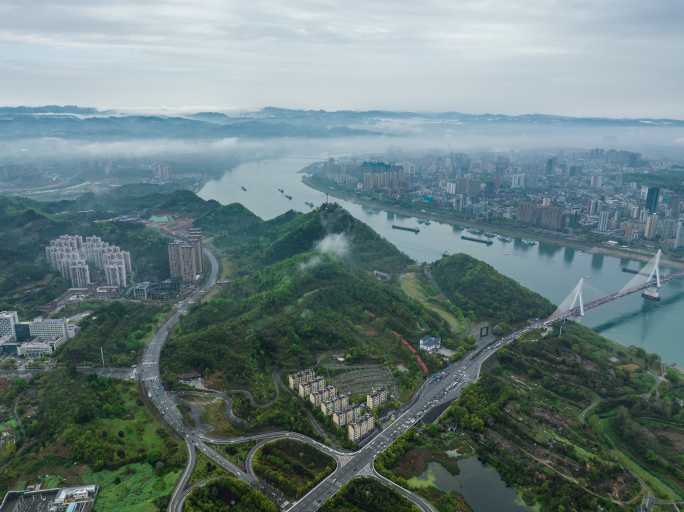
[132,282,151,300]
[309,385,336,407]
[16,336,66,358]
[0,484,99,512]
[288,368,316,390]
[347,414,376,442]
[419,335,441,353]
[299,376,325,398]
[366,388,388,410]
[29,317,70,340]
[321,394,349,416]
[332,403,367,427]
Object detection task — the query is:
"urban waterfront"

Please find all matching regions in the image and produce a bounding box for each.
[199,157,684,367]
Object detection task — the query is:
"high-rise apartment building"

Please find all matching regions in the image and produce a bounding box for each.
[644,213,658,240]
[646,187,660,213]
[510,174,526,189]
[0,311,18,340]
[675,219,684,249]
[187,228,204,274]
[68,261,91,288]
[103,252,129,287]
[590,175,603,188]
[45,235,132,288]
[598,210,610,233]
[168,232,203,283]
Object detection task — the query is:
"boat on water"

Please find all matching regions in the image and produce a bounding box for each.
[278,188,284,193]
[461,235,493,246]
[484,232,496,238]
[285,194,293,200]
[642,287,661,301]
[469,229,485,235]
[305,201,315,208]
[241,186,247,191]
[392,225,420,234]
[520,239,538,246]
[498,236,512,243]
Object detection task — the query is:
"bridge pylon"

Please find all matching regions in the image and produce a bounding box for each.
[620,249,662,295]
[549,277,585,324]
[648,249,662,288]
[569,277,585,317]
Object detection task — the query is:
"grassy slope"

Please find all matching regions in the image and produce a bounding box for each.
[400,272,468,337]
[58,301,168,367]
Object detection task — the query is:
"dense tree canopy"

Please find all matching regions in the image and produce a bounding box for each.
[432,253,554,326]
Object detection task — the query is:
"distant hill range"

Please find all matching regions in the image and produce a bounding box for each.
[1,105,683,140]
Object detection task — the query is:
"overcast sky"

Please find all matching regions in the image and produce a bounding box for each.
[1,0,682,117]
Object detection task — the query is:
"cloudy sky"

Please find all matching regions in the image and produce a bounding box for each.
[1,0,682,117]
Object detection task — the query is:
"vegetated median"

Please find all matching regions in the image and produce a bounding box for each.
[253,439,336,500]
[320,477,421,512]
[184,475,277,512]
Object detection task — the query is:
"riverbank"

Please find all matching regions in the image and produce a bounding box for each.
[303,177,684,271]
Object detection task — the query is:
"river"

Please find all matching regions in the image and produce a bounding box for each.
[199,156,684,367]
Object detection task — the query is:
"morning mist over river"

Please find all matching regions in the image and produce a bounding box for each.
[200,156,684,367]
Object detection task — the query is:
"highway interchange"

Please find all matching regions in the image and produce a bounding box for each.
[138,244,548,512]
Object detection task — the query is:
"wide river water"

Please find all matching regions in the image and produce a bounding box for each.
[199,156,683,366]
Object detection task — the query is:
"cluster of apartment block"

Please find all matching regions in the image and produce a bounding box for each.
[45,235,132,288]
[288,369,388,443]
[168,228,203,283]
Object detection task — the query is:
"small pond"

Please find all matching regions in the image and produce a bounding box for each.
[409,458,528,511]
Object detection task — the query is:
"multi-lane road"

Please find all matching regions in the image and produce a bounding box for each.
[286,326,532,512]
[140,242,540,512]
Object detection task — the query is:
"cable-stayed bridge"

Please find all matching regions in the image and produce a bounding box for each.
[545,250,684,326]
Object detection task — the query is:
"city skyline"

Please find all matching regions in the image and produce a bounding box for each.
[1,1,683,117]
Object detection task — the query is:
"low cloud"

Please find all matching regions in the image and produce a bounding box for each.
[298,233,351,271]
[315,233,350,258]
[298,255,322,271]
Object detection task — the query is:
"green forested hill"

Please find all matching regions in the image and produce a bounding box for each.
[261,203,411,273]
[432,253,554,327]
[162,253,453,399]
[208,202,412,275]
[194,202,263,235]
